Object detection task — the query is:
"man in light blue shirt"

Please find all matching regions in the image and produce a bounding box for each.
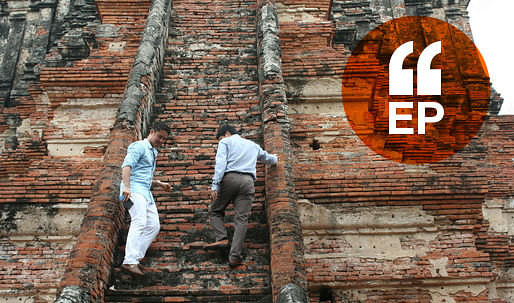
[120,121,172,276]
[206,124,278,268]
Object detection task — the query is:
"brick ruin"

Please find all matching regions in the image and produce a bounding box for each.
[0,0,512,302]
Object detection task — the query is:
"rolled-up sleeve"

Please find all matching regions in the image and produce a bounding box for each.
[257,148,277,165]
[212,141,228,191]
[122,142,144,169]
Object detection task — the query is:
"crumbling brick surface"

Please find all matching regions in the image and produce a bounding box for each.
[0,0,150,302]
[257,1,308,300]
[0,0,512,302]
[105,0,273,301]
[278,0,513,302]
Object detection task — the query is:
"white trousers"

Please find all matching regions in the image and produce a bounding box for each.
[123,192,160,265]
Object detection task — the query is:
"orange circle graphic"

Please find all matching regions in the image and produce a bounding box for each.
[342,16,490,164]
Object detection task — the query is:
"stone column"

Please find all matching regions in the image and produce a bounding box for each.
[256,1,308,302]
[0,13,26,106]
[53,0,172,302]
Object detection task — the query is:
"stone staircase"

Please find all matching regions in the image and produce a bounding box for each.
[105,0,272,302]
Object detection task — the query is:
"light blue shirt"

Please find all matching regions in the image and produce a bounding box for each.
[212,134,277,191]
[120,139,158,204]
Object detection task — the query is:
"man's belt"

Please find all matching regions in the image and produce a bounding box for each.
[225,171,253,178]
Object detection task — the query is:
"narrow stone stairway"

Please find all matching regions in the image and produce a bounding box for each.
[105,0,272,302]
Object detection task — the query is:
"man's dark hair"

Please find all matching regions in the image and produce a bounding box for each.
[151,120,171,134]
[216,124,238,139]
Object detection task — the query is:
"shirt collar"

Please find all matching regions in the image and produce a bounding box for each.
[221,134,239,142]
[143,138,157,153]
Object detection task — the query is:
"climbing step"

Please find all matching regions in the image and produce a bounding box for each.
[105,0,272,301]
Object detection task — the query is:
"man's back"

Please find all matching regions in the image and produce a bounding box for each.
[222,135,261,174]
[208,127,278,267]
[212,134,277,191]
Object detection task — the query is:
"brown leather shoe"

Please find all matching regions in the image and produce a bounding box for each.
[121,264,144,276]
[204,239,229,249]
[228,258,244,269]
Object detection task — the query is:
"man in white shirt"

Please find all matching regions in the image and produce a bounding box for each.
[120,121,172,276]
[206,124,278,268]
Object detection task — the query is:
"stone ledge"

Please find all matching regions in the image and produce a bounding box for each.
[4,235,77,242]
[308,276,492,289]
[298,200,435,231]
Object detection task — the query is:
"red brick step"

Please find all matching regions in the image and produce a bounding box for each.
[105,0,271,301]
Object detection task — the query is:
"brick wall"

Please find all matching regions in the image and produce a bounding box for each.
[105,0,273,302]
[278,0,513,302]
[0,0,512,302]
[0,0,150,301]
[54,0,170,301]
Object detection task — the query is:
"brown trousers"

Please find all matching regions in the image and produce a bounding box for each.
[209,172,255,261]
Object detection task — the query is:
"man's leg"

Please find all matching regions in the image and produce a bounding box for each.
[208,173,237,242]
[123,193,148,265]
[136,200,160,262]
[229,175,254,262]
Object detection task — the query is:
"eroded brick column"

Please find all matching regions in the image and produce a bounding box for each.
[53,0,171,302]
[53,125,137,303]
[257,1,308,301]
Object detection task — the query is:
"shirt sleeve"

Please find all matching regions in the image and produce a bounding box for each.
[257,146,277,165]
[212,140,228,191]
[122,142,144,169]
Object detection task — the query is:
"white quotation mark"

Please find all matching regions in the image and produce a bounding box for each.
[389,41,444,135]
